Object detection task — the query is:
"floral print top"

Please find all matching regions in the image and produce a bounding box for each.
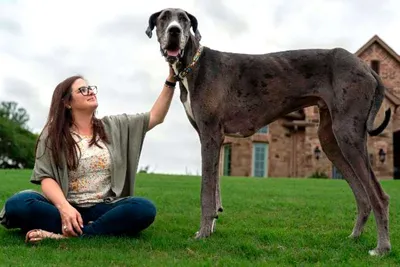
[67,131,113,207]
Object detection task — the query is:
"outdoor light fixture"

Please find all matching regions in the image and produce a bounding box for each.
[378,148,386,163]
[314,146,321,160]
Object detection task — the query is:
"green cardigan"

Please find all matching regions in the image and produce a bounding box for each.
[0,112,150,229]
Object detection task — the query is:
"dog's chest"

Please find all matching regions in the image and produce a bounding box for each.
[172,64,195,120]
[181,79,194,120]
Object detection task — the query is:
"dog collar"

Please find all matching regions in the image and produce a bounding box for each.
[175,45,204,81]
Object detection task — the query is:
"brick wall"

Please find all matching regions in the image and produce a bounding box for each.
[358,43,400,96]
[268,120,293,177]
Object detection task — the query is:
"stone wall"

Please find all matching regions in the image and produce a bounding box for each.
[268,120,292,177]
[358,43,400,97]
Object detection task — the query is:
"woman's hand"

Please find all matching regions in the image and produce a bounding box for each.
[58,203,84,237]
[167,65,176,83]
[40,178,84,237]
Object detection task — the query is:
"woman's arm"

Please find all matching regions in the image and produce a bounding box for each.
[41,178,69,209]
[41,178,83,236]
[148,66,177,131]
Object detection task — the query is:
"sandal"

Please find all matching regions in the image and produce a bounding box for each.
[25,229,66,243]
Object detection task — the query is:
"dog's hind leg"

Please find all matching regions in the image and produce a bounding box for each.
[195,127,224,239]
[330,113,390,256]
[318,107,371,238]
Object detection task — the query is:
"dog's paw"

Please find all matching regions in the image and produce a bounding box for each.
[194,229,211,239]
[369,249,383,257]
[347,233,360,239]
[368,246,391,256]
[194,219,216,239]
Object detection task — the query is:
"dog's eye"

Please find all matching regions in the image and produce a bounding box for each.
[160,11,171,21]
[178,14,187,21]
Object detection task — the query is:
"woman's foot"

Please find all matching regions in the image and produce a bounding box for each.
[25,229,66,243]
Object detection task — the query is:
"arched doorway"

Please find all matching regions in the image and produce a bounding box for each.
[394,131,400,179]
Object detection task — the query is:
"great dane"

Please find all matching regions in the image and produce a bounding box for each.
[145,8,392,255]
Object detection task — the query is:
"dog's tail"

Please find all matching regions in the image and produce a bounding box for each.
[366,70,391,136]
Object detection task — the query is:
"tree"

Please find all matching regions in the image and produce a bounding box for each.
[0,101,38,169]
[0,101,30,128]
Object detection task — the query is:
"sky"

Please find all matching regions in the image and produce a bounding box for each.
[0,0,399,175]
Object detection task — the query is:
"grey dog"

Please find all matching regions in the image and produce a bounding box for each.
[145,8,392,256]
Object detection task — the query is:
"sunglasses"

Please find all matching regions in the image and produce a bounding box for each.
[77,85,98,96]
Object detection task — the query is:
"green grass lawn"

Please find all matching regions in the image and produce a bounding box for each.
[1,169,400,266]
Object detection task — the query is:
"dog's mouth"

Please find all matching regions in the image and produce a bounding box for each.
[163,48,184,64]
[164,48,181,57]
[164,47,184,56]
[162,42,185,63]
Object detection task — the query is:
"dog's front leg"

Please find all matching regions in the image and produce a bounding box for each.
[216,175,223,213]
[210,175,223,234]
[195,130,223,239]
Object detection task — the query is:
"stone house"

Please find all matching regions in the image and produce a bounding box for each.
[219,35,400,179]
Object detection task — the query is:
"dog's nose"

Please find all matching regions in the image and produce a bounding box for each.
[168,26,181,36]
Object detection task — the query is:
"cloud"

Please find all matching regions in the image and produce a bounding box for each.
[0,18,21,35]
[1,77,49,131]
[194,0,248,37]
[96,14,148,40]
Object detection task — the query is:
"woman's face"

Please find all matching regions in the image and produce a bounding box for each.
[68,78,98,112]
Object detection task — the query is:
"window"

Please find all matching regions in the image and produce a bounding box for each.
[371,60,380,75]
[252,143,268,177]
[223,144,232,176]
[257,125,268,134]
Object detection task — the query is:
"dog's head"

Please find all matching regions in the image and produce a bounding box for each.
[145,8,201,64]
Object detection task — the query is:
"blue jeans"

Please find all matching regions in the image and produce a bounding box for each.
[4,191,156,236]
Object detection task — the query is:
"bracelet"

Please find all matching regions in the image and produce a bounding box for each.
[165,80,176,88]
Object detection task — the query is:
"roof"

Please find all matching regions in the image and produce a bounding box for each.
[354,34,400,64]
[385,89,400,107]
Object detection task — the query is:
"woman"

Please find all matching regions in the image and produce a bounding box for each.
[0,65,177,243]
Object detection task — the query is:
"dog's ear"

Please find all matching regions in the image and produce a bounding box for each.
[145,10,162,38]
[185,11,201,42]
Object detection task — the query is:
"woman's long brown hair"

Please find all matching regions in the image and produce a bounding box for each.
[35,75,109,171]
